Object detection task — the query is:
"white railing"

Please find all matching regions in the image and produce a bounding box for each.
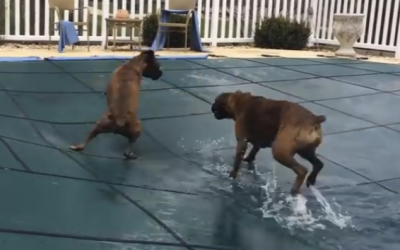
[1,0,400,59]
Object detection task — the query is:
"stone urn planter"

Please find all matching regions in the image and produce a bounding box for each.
[333,14,365,57]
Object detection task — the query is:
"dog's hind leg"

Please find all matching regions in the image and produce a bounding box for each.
[123,119,142,159]
[272,137,308,195]
[297,148,324,187]
[124,133,141,159]
[69,113,112,152]
[243,145,260,163]
[69,126,105,151]
[243,144,260,170]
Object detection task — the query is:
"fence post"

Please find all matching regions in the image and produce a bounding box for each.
[307,0,318,47]
[4,0,11,38]
[210,0,220,47]
[101,0,110,48]
[396,18,400,60]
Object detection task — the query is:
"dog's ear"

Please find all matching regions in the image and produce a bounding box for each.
[233,90,251,97]
[314,115,326,124]
[227,92,239,110]
[228,91,251,110]
[242,91,252,97]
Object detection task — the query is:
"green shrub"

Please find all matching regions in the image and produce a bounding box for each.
[142,12,191,48]
[254,15,311,50]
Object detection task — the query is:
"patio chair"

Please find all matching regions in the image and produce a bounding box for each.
[48,0,90,51]
[158,0,197,49]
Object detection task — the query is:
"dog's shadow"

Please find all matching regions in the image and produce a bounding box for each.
[234,162,266,186]
[69,140,136,185]
[210,177,276,249]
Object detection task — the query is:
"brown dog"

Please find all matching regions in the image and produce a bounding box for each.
[211,91,326,195]
[69,50,162,159]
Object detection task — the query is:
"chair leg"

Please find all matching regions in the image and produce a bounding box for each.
[87,31,90,52]
[113,25,116,51]
[130,25,133,50]
[49,22,54,50]
[105,25,109,50]
[184,28,188,49]
[138,23,142,50]
[167,32,170,49]
[157,26,162,49]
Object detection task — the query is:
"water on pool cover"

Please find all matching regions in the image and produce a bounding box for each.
[0,57,399,250]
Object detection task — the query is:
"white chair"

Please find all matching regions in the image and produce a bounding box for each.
[169,0,198,10]
[158,0,197,49]
[48,0,90,51]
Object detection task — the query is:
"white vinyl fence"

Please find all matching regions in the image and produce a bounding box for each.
[1,0,400,58]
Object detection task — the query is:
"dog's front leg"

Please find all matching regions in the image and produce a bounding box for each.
[229,138,247,179]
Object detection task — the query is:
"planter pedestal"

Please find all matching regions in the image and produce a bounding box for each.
[333,14,365,57]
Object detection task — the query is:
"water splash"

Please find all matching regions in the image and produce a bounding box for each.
[178,137,226,155]
[258,166,324,231]
[310,186,354,229]
[179,137,232,182]
[259,166,354,232]
[196,138,231,174]
[179,138,354,232]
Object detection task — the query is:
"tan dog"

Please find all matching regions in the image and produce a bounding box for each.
[69,50,162,159]
[211,91,326,195]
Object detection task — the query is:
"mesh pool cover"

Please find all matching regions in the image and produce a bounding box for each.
[0,57,399,250]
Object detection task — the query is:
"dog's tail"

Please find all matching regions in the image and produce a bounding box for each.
[296,115,325,146]
[314,115,326,124]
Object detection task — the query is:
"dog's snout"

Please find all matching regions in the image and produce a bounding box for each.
[211,104,216,112]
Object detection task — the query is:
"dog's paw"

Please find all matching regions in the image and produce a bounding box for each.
[290,188,300,197]
[69,144,84,151]
[247,162,256,170]
[124,151,138,160]
[243,155,255,163]
[306,175,316,187]
[229,170,238,179]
